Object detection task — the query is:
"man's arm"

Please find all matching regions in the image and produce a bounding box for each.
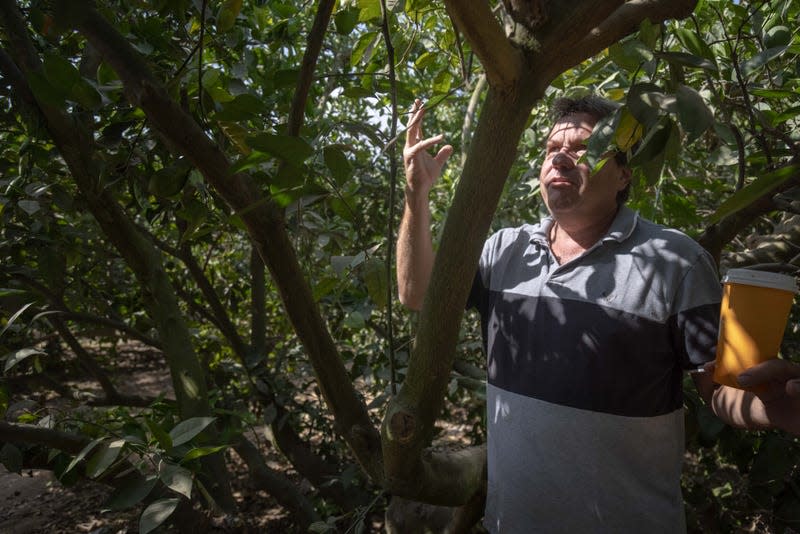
[694,359,800,435]
[396,99,452,311]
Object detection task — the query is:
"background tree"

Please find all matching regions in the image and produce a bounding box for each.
[0,0,798,531]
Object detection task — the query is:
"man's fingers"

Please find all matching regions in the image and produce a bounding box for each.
[405,99,425,148]
[737,358,800,387]
[434,145,454,166]
[404,134,444,158]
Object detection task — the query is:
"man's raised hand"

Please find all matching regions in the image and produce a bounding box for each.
[403,99,453,196]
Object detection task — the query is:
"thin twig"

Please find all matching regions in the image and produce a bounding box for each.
[379,0,398,395]
[197,0,208,127]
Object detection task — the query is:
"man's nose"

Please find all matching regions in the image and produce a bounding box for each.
[552,150,574,169]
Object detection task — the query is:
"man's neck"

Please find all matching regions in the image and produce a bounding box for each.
[549,207,619,262]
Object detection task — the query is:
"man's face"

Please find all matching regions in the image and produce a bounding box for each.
[539,112,630,219]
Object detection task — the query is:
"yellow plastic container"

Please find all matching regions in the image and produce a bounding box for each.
[713,269,798,389]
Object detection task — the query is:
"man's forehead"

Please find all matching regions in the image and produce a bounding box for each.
[547,113,596,141]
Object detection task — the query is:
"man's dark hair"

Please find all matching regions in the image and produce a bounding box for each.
[550,96,632,204]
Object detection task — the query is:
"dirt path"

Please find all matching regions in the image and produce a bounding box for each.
[0,466,138,533]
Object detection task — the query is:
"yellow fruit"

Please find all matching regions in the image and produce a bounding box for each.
[614,108,643,152]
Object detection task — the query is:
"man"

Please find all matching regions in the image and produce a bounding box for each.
[397,96,800,532]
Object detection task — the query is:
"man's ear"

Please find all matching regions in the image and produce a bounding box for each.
[619,166,632,190]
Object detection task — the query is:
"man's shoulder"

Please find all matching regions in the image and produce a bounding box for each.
[479,223,543,265]
[632,216,708,257]
[488,222,544,244]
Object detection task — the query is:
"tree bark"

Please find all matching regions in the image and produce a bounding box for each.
[381,86,538,503]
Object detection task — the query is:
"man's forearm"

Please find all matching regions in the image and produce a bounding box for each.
[396,189,435,311]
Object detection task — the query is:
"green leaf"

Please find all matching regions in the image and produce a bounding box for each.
[656,51,718,72]
[62,437,104,478]
[331,252,366,276]
[70,79,102,109]
[105,475,158,510]
[708,164,800,223]
[139,497,180,534]
[313,276,339,301]
[432,70,453,94]
[630,117,674,167]
[148,166,190,199]
[180,444,228,463]
[674,27,715,60]
[26,71,66,108]
[608,39,653,71]
[414,51,438,70]
[17,199,40,215]
[357,0,382,21]
[0,443,23,473]
[245,134,313,167]
[363,258,388,309]
[214,93,266,121]
[749,88,799,99]
[675,85,713,142]
[217,0,242,31]
[342,86,374,99]
[750,435,795,484]
[638,18,660,49]
[1,301,35,340]
[334,6,360,35]
[168,416,216,447]
[159,462,193,499]
[584,113,616,169]
[696,405,725,444]
[42,53,81,94]
[350,31,379,67]
[741,45,789,77]
[344,310,366,329]
[626,83,663,127]
[86,438,126,478]
[145,418,173,450]
[323,145,352,185]
[3,348,46,373]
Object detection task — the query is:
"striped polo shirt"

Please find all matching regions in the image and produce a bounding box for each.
[468,206,721,533]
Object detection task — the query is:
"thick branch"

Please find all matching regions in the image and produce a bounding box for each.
[382,87,536,501]
[698,169,800,263]
[249,246,267,356]
[0,421,89,454]
[538,0,697,82]
[443,0,523,89]
[724,215,800,268]
[287,0,335,136]
[149,231,251,360]
[57,0,383,481]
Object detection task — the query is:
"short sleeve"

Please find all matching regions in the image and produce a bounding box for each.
[465,232,498,311]
[669,250,722,369]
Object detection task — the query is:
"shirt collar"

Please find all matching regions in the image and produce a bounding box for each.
[530,205,639,246]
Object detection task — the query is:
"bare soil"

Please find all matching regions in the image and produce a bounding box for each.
[0,341,345,533]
